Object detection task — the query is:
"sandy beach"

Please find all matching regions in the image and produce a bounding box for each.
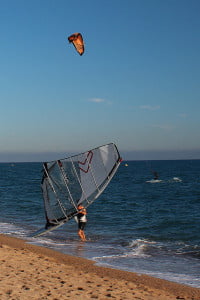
[0,234,200,300]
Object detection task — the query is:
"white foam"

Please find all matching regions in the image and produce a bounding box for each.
[146,179,162,183]
[126,240,152,257]
[173,177,182,182]
[0,222,26,235]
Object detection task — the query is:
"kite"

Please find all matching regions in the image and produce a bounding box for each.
[68,33,84,56]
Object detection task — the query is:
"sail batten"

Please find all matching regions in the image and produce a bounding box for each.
[39,143,121,233]
[84,152,100,193]
[57,160,77,209]
[43,163,69,223]
[69,157,89,205]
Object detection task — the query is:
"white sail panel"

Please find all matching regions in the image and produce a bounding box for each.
[77,144,120,205]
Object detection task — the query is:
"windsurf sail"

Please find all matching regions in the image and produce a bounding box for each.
[36,143,121,235]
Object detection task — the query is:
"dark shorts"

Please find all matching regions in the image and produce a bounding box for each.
[78,222,86,230]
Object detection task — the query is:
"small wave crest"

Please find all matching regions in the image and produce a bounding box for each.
[146,177,182,183]
[172,177,182,182]
[127,239,200,260]
[0,222,25,235]
[126,239,156,257]
[175,243,200,259]
[92,239,153,261]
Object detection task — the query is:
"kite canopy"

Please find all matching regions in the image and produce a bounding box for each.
[68,33,84,55]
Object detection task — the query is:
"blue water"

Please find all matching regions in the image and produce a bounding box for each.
[0,160,200,288]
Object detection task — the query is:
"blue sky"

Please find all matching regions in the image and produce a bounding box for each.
[1,0,200,161]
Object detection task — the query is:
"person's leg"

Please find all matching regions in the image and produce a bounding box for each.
[78,229,86,241]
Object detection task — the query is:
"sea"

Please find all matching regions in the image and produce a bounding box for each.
[0,160,200,288]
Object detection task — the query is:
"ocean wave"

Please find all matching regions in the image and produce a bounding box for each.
[126,239,156,257]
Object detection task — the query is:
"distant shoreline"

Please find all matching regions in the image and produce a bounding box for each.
[1,158,200,164]
[0,148,200,163]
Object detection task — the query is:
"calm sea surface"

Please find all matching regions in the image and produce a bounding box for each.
[0,160,200,288]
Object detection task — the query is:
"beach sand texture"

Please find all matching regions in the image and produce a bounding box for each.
[0,234,200,300]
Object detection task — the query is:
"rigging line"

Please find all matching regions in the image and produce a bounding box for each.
[47,177,69,208]
[57,160,77,209]
[49,177,65,193]
[49,172,73,198]
[43,163,68,220]
[45,168,67,222]
[46,161,57,173]
[42,178,59,223]
[70,157,89,205]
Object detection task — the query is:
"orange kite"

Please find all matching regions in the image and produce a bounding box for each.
[68,33,84,55]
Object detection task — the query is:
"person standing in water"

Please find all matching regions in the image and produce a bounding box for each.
[153,171,159,180]
[77,204,87,241]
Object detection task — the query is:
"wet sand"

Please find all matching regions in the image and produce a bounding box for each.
[0,234,200,299]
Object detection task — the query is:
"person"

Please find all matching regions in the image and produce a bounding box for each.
[153,171,159,180]
[77,204,87,241]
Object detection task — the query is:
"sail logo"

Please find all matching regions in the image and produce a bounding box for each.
[78,151,93,173]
